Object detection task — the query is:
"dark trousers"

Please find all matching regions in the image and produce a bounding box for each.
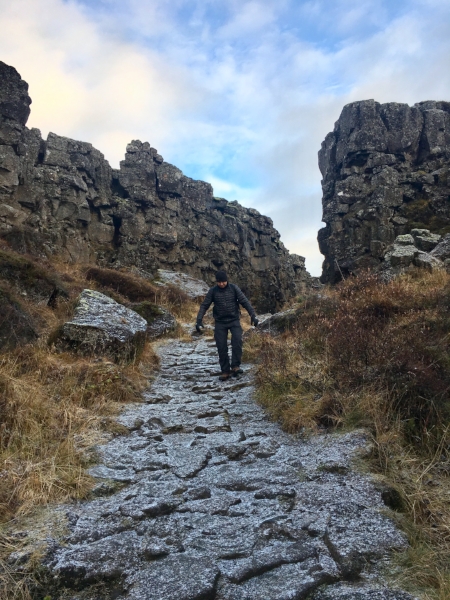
[214,319,243,373]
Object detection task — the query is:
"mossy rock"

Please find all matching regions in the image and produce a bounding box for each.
[129,301,176,339]
[131,301,164,324]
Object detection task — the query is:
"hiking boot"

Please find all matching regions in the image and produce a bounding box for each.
[219,371,231,381]
[231,367,244,377]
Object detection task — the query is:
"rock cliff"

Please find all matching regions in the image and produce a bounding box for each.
[0,62,309,312]
[318,99,450,283]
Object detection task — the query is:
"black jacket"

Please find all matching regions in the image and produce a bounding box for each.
[197,283,256,324]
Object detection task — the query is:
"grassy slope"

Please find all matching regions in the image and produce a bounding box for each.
[0,247,203,598]
[245,270,450,600]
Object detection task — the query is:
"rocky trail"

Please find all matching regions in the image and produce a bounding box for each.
[43,335,414,600]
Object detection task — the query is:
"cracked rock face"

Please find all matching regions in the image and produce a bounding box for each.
[0,61,309,312]
[318,99,450,283]
[59,289,147,360]
[37,337,414,599]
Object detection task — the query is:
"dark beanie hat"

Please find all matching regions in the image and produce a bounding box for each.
[215,270,228,282]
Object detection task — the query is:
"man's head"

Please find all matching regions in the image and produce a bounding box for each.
[215,270,228,288]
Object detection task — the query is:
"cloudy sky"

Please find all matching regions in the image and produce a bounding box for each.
[1,0,449,274]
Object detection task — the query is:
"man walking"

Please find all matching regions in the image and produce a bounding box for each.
[196,271,258,381]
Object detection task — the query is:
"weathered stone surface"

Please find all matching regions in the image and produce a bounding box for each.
[0,61,31,126]
[60,289,147,360]
[311,582,416,599]
[380,228,444,279]
[413,251,443,271]
[431,233,450,261]
[127,555,220,600]
[39,337,410,598]
[318,99,450,282]
[251,308,300,336]
[0,61,310,312]
[157,269,210,299]
[385,244,417,268]
[411,229,441,252]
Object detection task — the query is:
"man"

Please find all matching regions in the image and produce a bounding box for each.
[196,270,259,381]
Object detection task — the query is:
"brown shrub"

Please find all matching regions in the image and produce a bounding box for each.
[85,266,196,319]
[0,341,158,523]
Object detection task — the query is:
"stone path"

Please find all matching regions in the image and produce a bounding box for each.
[46,336,415,599]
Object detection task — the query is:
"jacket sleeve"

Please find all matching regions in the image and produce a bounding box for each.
[234,285,256,318]
[196,287,215,322]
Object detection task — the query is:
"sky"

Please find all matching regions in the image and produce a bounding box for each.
[0,0,449,275]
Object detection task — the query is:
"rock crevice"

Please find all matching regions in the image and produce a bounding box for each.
[0,61,309,312]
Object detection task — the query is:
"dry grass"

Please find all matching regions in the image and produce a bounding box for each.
[246,269,450,599]
[0,342,158,522]
[0,254,172,524]
[85,266,200,320]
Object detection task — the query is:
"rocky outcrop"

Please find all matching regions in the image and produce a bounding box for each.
[59,289,147,361]
[0,62,309,312]
[380,229,450,279]
[318,99,450,283]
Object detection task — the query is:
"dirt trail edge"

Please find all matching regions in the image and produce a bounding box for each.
[43,336,415,600]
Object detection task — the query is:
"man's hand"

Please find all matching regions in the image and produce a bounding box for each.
[196,321,204,333]
[251,316,259,327]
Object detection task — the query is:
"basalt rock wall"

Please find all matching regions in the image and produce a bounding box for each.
[318,99,450,283]
[0,62,309,312]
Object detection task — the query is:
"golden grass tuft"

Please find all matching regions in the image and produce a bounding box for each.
[0,342,158,522]
[246,269,450,599]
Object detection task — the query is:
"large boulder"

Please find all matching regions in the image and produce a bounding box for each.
[130,301,177,339]
[244,309,301,339]
[59,290,147,361]
[430,233,450,261]
[381,229,444,279]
